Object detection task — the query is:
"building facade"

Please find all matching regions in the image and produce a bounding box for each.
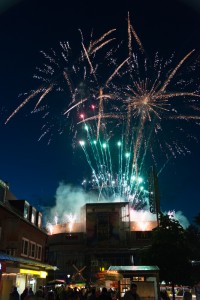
[0,180,57,300]
[47,202,158,283]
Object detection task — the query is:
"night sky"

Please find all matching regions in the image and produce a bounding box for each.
[0,0,200,224]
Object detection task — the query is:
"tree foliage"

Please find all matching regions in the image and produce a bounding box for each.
[194,212,200,227]
[141,213,192,286]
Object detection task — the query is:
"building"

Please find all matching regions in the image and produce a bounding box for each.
[47,201,158,284]
[108,265,160,300]
[0,179,57,300]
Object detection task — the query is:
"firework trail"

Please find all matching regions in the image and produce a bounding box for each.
[79,125,149,209]
[76,14,200,179]
[4,13,200,209]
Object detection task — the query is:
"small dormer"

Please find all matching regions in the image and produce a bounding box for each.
[0,179,9,203]
[9,199,30,219]
[29,206,36,225]
[36,211,42,228]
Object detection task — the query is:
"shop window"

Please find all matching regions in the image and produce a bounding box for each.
[21,238,29,257]
[36,244,42,260]
[29,241,36,258]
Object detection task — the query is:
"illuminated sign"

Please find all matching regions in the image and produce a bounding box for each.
[20,269,47,278]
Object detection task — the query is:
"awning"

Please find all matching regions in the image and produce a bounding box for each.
[108,266,159,271]
[47,279,66,285]
[0,252,58,270]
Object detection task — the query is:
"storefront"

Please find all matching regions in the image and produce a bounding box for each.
[107,265,160,300]
[0,252,57,300]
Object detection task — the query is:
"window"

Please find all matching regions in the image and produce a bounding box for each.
[24,203,29,219]
[22,238,42,260]
[31,208,36,224]
[21,238,29,257]
[136,231,152,240]
[37,214,42,228]
[6,248,16,256]
[29,241,36,258]
[36,244,42,260]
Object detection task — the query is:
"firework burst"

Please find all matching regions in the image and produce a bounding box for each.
[5,14,200,209]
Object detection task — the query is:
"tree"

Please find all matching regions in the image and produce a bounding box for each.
[141,213,191,300]
[185,224,200,261]
[194,212,200,227]
[185,216,200,285]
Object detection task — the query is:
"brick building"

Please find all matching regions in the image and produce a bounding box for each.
[47,202,158,284]
[0,179,57,300]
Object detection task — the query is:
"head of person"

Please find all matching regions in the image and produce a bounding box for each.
[11,286,18,294]
[183,291,192,300]
[35,290,43,297]
[24,296,36,300]
[130,283,138,294]
[47,291,55,300]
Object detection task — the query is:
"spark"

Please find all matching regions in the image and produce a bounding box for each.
[46,222,54,235]
[4,13,200,211]
[5,89,41,124]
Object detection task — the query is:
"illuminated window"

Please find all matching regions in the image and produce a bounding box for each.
[29,241,36,258]
[21,238,29,257]
[31,207,36,224]
[24,203,29,219]
[133,276,144,281]
[37,214,42,228]
[121,204,129,222]
[36,244,42,260]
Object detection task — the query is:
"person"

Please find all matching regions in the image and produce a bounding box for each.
[21,288,29,300]
[28,288,34,296]
[88,288,97,300]
[9,286,20,300]
[195,283,200,300]
[123,283,140,300]
[160,290,170,300]
[24,296,36,300]
[35,289,45,299]
[98,287,112,300]
[183,291,192,300]
[45,291,55,300]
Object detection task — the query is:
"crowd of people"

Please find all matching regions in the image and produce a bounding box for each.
[9,285,118,300]
[9,282,200,300]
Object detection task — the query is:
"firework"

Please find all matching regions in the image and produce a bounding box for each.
[80,49,200,172]
[5,14,200,211]
[46,212,77,234]
[76,16,200,207]
[79,122,149,209]
[75,15,200,176]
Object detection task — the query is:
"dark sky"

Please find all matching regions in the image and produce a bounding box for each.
[0,0,200,224]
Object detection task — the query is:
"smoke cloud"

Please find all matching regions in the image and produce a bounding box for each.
[47,182,98,223]
[174,210,190,229]
[163,209,190,229]
[43,182,190,232]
